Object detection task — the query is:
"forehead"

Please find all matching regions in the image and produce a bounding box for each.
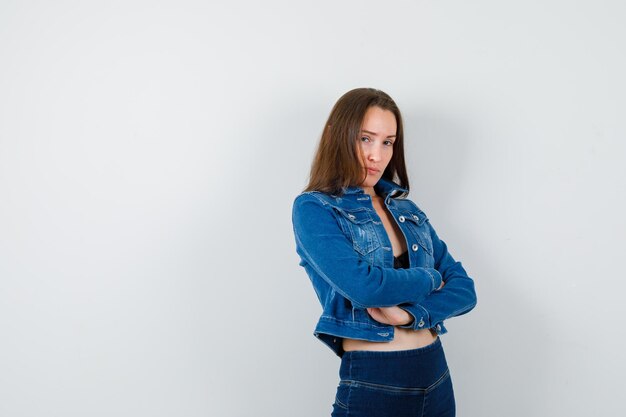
[362,107,397,134]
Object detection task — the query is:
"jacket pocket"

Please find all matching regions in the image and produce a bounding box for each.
[333,207,381,256]
[399,209,435,268]
[400,209,433,254]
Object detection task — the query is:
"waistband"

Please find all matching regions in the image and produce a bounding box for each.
[339,337,448,389]
[342,336,442,359]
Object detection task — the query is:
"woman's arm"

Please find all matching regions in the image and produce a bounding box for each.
[397,220,477,332]
[292,193,442,309]
[366,280,445,326]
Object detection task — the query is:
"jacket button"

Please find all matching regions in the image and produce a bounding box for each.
[412,243,419,251]
[417,319,425,328]
[398,215,405,222]
[348,214,355,220]
[412,214,419,221]
[436,324,441,331]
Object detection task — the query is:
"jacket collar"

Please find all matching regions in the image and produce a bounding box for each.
[341,177,408,198]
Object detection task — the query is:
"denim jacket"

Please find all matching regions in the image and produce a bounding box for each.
[291,177,477,356]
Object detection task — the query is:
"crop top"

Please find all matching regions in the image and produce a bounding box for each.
[393,250,409,269]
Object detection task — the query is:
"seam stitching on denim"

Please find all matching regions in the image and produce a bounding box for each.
[344,378,428,393]
[425,367,451,393]
[347,358,353,416]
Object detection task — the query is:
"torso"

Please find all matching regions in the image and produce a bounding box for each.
[342,194,437,352]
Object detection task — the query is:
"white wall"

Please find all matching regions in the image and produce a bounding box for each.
[1,1,624,416]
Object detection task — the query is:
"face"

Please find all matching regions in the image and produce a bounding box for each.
[358,106,397,193]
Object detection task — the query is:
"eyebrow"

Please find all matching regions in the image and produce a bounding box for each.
[361,129,397,138]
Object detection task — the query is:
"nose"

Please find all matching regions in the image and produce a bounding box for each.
[367,145,382,162]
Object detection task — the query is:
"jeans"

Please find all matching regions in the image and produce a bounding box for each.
[331,337,455,417]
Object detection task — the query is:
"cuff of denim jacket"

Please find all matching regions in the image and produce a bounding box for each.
[425,268,442,292]
[433,321,448,335]
[398,304,430,330]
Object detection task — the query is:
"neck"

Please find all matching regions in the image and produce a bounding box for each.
[362,186,376,197]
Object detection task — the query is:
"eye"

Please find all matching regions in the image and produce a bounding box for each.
[360,136,370,142]
[384,140,394,146]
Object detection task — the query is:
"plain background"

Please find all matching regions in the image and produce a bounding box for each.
[1,1,625,416]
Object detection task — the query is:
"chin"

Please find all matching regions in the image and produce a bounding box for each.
[361,176,380,188]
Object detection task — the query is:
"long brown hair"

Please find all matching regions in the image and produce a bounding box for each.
[304,88,409,197]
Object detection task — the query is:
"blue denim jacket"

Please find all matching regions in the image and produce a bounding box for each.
[291,177,477,356]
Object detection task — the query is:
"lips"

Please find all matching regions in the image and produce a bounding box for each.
[366,167,380,174]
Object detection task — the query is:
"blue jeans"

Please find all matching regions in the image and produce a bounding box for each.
[331,337,455,417]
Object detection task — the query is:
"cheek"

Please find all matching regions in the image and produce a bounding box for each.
[384,148,394,164]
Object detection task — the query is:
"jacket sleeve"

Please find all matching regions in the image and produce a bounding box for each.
[398,218,477,333]
[292,193,442,309]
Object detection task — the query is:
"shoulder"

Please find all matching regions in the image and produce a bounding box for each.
[293,191,332,205]
[292,191,337,222]
[292,190,371,225]
[292,191,348,236]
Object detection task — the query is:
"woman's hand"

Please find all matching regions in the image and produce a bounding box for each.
[367,306,413,326]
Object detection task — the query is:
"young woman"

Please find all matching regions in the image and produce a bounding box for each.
[291,88,477,417]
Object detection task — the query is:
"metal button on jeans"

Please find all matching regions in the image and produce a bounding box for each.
[398,215,405,222]
[412,214,419,221]
[412,243,419,251]
[417,319,425,328]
